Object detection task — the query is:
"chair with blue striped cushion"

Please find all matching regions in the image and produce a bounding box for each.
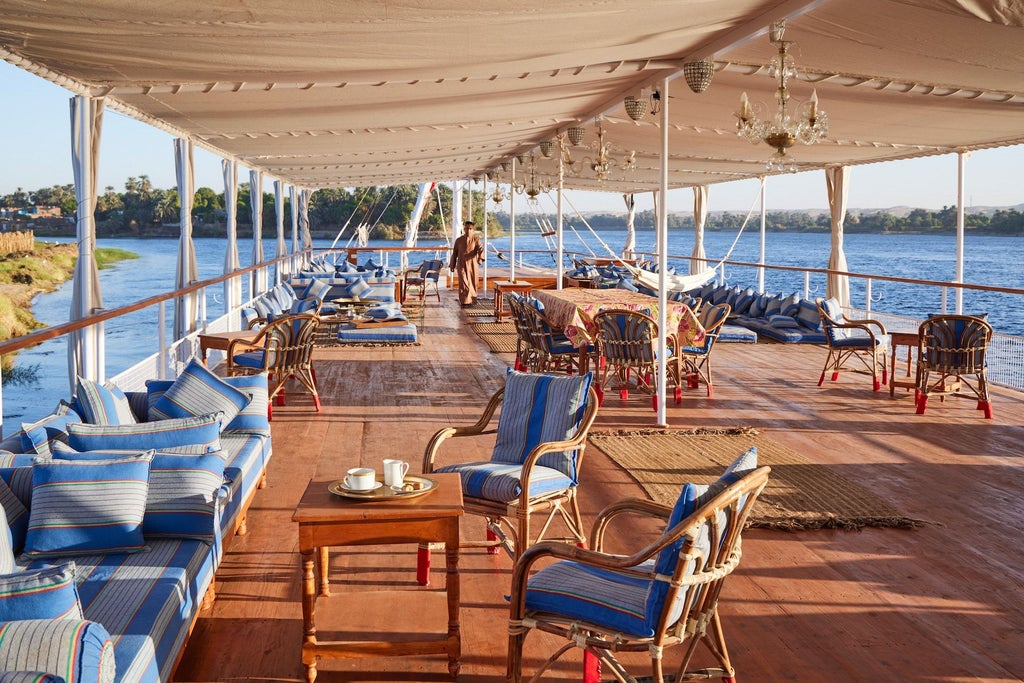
[506,461,771,683]
[915,314,993,418]
[816,297,890,391]
[520,300,594,376]
[225,313,321,418]
[422,371,599,581]
[593,309,682,410]
[678,302,731,399]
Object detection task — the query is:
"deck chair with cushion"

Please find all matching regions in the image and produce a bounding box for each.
[593,309,681,410]
[403,258,443,302]
[915,314,994,419]
[225,312,321,418]
[816,297,890,391]
[521,299,592,376]
[506,448,771,683]
[678,302,730,398]
[507,295,540,372]
[419,371,600,584]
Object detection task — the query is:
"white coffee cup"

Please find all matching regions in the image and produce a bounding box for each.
[344,467,376,491]
[383,459,410,488]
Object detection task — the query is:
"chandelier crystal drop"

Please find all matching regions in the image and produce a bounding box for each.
[734,20,828,172]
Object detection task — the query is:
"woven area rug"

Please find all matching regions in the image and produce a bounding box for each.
[469,320,518,354]
[589,428,921,530]
[461,297,495,317]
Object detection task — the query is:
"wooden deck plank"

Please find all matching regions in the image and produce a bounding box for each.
[175,295,1024,682]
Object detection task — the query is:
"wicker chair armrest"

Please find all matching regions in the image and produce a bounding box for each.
[590,497,674,551]
[246,317,266,330]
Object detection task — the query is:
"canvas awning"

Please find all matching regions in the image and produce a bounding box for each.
[1,1,1021,192]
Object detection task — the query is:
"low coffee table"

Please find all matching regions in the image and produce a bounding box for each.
[197,329,259,364]
[292,473,463,682]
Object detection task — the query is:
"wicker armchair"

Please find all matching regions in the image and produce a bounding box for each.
[816,297,890,391]
[226,313,321,418]
[403,258,443,302]
[915,314,993,419]
[419,371,599,584]
[678,302,731,398]
[520,300,592,375]
[507,463,771,683]
[593,309,681,410]
[507,295,540,372]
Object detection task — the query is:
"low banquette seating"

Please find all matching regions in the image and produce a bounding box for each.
[0,359,273,682]
[506,448,770,683]
[684,282,826,344]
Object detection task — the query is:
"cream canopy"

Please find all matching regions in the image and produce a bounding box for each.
[2,0,1022,192]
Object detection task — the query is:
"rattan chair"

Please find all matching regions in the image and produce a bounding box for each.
[226,313,321,417]
[419,371,600,583]
[678,302,731,398]
[507,295,540,372]
[915,314,994,419]
[593,309,681,410]
[507,464,771,683]
[403,258,443,302]
[816,297,890,391]
[520,300,592,375]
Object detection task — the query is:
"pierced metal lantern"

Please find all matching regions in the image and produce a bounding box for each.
[567,126,586,146]
[539,140,555,158]
[624,95,648,121]
[683,59,715,94]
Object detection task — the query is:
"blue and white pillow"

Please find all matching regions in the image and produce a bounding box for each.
[23,453,153,558]
[74,378,137,426]
[346,278,371,299]
[0,561,83,621]
[302,278,332,302]
[66,412,222,454]
[0,478,28,555]
[18,404,81,457]
[0,619,115,683]
[491,371,593,482]
[149,358,251,424]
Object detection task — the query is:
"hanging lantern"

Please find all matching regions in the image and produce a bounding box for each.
[567,126,586,146]
[624,95,648,121]
[515,154,526,166]
[683,59,715,94]
[539,140,555,158]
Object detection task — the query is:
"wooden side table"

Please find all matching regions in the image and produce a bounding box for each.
[492,280,534,322]
[292,473,463,682]
[197,329,259,364]
[890,331,920,398]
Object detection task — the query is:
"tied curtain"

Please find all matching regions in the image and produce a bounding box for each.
[223,159,241,320]
[174,138,199,339]
[826,165,851,308]
[691,185,709,275]
[67,95,106,391]
[298,189,313,251]
[250,170,266,297]
[622,194,636,259]
[289,185,299,254]
[274,180,287,284]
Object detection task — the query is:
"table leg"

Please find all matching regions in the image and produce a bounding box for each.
[890,345,898,398]
[445,527,462,678]
[300,549,318,683]
[317,546,330,596]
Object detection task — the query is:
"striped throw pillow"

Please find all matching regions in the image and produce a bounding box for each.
[0,478,28,556]
[0,561,83,621]
[0,619,114,683]
[74,378,137,426]
[66,412,222,454]
[23,453,153,558]
[149,358,251,424]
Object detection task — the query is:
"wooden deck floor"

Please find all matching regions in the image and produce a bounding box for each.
[175,295,1024,683]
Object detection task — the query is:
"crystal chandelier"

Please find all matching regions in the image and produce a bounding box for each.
[735,20,828,172]
[565,118,636,181]
[512,154,551,202]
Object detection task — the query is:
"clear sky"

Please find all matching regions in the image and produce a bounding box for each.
[2,61,1021,213]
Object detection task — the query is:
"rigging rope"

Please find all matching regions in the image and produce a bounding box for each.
[329,186,372,251]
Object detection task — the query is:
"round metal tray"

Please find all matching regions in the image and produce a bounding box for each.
[328,474,437,501]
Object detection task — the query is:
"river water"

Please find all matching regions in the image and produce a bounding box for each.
[3,230,1021,434]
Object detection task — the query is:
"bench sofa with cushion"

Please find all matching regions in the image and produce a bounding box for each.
[0,361,273,682]
[693,282,826,344]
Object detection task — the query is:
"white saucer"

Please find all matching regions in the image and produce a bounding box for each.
[340,480,383,493]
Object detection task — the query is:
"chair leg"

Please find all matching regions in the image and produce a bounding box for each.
[416,543,431,586]
[916,394,928,415]
[486,526,500,555]
[583,651,601,683]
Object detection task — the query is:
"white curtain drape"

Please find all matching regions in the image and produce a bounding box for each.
[825,165,851,307]
[691,185,709,275]
[67,95,106,391]
[249,170,265,296]
[289,185,299,254]
[273,180,287,284]
[173,138,199,339]
[622,194,636,259]
[299,189,313,251]
[222,159,241,321]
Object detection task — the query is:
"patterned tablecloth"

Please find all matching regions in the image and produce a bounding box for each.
[533,288,705,348]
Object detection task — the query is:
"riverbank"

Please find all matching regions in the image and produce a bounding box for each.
[0,242,136,369]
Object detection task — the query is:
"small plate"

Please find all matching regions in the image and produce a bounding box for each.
[328,475,438,501]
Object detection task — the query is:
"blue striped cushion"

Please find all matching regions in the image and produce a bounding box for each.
[19,404,81,457]
[832,331,889,349]
[795,298,822,330]
[50,446,226,541]
[22,453,153,559]
[525,560,652,637]
[149,358,251,424]
[0,619,113,683]
[220,374,271,435]
[66,413,222,454]
[346,278,371,299]
[302,278,332,301]
[0,478,28,557]
[230,350,267,368]
[240,308,259,328]
[491,371,592,482]
[74,378,137,426]
[433,461,573,503]
[0,561,82,621]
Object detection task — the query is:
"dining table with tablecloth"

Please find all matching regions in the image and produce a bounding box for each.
[532,288,705,349]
